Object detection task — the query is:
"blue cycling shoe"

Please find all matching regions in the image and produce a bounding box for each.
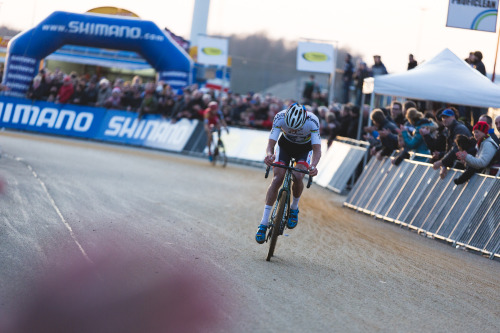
[287,209,299,229]
[255,224,268,244]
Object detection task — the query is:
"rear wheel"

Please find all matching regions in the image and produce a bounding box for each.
[267,191,287,261]
[211,146,218,166]
[217,140,228,167]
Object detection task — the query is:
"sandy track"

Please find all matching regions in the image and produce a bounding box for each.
[0,131,499,332]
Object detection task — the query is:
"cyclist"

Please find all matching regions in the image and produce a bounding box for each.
[255,102,322,244]
[204,101,228,161]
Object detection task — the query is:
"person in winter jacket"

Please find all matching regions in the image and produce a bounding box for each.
[432,108,472,179]
[393,108,436,164]
[56,76,74,104]
[455,121,499,184]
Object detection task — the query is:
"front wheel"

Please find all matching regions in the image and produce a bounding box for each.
[266,191,287,261]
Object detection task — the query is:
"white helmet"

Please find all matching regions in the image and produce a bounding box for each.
[285,103,307,130]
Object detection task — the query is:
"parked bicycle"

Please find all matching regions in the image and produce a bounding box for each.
[264,159,312,261]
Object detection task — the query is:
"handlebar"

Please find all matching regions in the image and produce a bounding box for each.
[265,163,314,188]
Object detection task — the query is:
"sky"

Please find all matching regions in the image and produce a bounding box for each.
[1,0,500,74]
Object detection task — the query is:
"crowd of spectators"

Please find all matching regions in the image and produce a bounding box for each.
[15,48,500,181]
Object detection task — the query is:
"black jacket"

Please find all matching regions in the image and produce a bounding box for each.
[441,120,472,168]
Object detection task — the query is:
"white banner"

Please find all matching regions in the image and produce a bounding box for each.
[447,0,498,32]
[197,35,229,66]
[297,42,335,74]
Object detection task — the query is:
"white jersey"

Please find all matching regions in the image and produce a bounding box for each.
[269,110,321,145]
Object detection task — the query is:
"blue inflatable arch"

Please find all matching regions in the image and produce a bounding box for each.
[2,11,193,97]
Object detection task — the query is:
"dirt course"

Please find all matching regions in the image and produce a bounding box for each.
[0,131,499,332]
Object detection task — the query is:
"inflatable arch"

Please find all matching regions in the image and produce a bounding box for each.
[2,11,193,97]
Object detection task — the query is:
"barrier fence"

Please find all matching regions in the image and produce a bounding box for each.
[344,157,500,259]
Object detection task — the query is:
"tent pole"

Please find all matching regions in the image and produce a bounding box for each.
[492,23,500,82]
[362,91,376,169]
[367,92,375,127]
[356,93,366,140]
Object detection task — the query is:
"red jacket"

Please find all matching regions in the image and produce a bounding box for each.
[58,84,74,104]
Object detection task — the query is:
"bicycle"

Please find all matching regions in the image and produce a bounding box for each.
[210,128,228,167]
[264,159,313,261]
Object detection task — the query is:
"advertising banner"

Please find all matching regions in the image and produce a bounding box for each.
[0,97,104,137]
[96,112,199,152]
[197,35,229,66]
[0,97,198,152]
[297,42,335,74]
[204,127,269,161]
[447,0,499,32]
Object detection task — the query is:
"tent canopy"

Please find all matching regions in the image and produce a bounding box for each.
[363,48,500,108]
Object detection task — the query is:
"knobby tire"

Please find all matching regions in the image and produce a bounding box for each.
[266,191,287,261]
[218,140,228,167]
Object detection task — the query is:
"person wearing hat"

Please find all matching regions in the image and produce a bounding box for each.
[455,121,499,182]
[478,114,499,145]
[432,108,471,179]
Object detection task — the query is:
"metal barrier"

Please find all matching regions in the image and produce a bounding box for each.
[315,138,369,194]
[344,157,500,259]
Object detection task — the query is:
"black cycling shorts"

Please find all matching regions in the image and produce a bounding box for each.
[275,136,313,167]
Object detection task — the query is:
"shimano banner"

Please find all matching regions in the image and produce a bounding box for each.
[0,96,103,137]
[3,11,193,96]
[0,97,198,152]
[97,111,199,152]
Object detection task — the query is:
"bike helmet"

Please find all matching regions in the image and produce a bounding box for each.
[284,103,307,130]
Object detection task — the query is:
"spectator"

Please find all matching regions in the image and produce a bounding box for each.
[453,134,478,185]
[138,82,158,118]
[337,103,352,137]
[26,75,46,100]
[346,104,363,139]
[96,78,112,107]
[83,79,99,106]
[353,61,372,107]
[495,115,500,134]
[407,54,418,70]
[455,121,499,183]
[56,76,74,104]
[372,55,388,107]
[389,101,405,126]
[342,53,354,104]
[403,100,417,119]
[472,51,486,76]
[420,108,447,163]
[432,108,472,179]
[302,75,319,105]
[158,92,175,119]
[478,114,499,145]
[465,51,475,66]
[46,86,58,103]
[393,108,435,165]
[253,103,279,130]
[325,110,341,147]
[103,87,123,110]
[365,108,399,160]
[371,55,388,77]
[123,83,143,112]
[69,79,87,105]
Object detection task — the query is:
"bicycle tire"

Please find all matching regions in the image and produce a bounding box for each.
[218,140,228,167]
[211,146,218,166]
[266,191,287,261]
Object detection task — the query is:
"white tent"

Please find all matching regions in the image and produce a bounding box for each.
[362,48,500,109]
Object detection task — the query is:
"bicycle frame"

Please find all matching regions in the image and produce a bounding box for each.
[264,160,312,261]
